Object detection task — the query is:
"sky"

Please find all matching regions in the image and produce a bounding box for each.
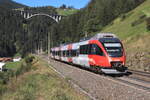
[13,0,91,9]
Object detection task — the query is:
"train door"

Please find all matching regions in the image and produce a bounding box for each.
[88,43,109,67]
[72,43,80,65]
[78,44,90,68]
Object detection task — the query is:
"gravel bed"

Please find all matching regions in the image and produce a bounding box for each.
[47,58,150,100]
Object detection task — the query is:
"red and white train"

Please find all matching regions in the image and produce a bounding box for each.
[50,33,127,74]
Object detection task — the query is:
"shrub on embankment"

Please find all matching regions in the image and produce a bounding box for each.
[0,56,88,100]
[0,55,35,96]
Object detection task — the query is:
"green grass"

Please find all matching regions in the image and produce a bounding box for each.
[0,56,89,100]
[101,0,150,40]
[56,9,78,16]
[4,61,22,70]
[0,56,34,97]
[100,0,150,52]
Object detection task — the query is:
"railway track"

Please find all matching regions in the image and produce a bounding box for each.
[44,55,150,92]
[41,56,150,99]
[112,76,150,92]
[51,59,150,92]
[82,68,150,92]
[129,69,150,77]
[108,70,150,92]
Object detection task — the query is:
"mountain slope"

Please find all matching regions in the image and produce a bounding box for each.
[0,0,26,9]
[101,0,150,39]
[101,0,150,72]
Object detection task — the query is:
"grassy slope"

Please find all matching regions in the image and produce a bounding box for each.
[1,57,89,100]
[4,61,22,70]
[101,0,150,71]
[102,0,150,39]
[56,9,78,16]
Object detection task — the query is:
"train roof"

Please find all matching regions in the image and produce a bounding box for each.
[51,33,118,49]
[79,33,117,42]
[90,33,117,40]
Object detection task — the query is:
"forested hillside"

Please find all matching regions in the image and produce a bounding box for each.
[19,6,57,55]
[51,0,145,46]
[0,0,26,57]
[0,8,24,57]
[0,1,57,57]
[0,0,146,58]
[0,0,26,9]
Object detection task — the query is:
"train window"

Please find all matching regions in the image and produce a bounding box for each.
[71,50,74,57]
[61,51,62,56]
[59,51,60,56]
[88,45,91,54]
[91,44,104,56]
[71,50,78,57]
[55,51,56,56]
[69,50,72,57]
[80,45,89,54]
[76,49,79,56]
[65,51,67,57]
[53,51,54,56]
[68,50,70,57]
[66,50,68,57]
[103,43,123,57]
[80,45,84,54]
[74,50,77,56]
[82,45,85,54]
[56,51,58,56]
[64,51,66,57]
[79,46,83,54]
[72,50,74,57]
[58,51,60,56]
[66,50,71,57]
[63,51,65,57]
[75,50,78,56]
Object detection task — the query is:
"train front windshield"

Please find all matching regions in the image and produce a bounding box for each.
[99,38,123,57]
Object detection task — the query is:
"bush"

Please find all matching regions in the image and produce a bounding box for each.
[0,56,35,96]
[0,84,7,95]
[0,71,12,85]
[146,17,150,31]
[121,14,126,21]
[15,56,35,76]
[131,19,144,27]
[131,14,146,27]
[139,14,146,19]
[25,56,35,64]
[0,72,11,95]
